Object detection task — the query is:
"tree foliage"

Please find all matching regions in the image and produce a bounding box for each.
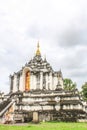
[64,78,77,91]
[81,82,87,101]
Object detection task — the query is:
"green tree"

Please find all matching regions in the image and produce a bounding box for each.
[64,78,77,91]
[81,82,87,101]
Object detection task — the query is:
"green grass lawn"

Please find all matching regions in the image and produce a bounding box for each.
[0,122,87,130]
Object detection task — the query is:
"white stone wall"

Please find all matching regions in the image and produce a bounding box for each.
[55,105,60,110]
[22,105,42,111]
[63,104,83,110]
[63,97,79,100]
[22,105,54,111]
[22,97,56,103]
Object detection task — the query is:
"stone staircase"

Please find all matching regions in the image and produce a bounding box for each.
[0,98,14,117]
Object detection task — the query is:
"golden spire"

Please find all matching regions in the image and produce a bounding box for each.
[36,41,41,56]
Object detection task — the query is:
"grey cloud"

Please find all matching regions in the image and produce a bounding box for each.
[58,28,80,47]
[70,69,87,77]
[57,26,87,48]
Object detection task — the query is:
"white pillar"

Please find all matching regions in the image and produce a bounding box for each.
[19,73,23,92]
[30,72,33,90]
[40,72,43,90]
[46,73,48,90]
[53,76,58,90]
[49,72,52,90]
[17,75,20,91]
[9,75,13,92]
[33,75,37,90]
[9,75,11,92]
[13,74,17,92]
[58,77,63,89]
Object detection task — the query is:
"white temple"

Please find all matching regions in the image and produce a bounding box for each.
[10,43,63,93]
[0,43,87,123]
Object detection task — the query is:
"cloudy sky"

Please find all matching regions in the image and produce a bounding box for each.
[0,0,87,93]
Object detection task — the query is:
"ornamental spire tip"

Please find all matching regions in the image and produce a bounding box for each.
[36,41,41,56]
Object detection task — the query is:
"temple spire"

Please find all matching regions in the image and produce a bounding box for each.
[36,41,41,56]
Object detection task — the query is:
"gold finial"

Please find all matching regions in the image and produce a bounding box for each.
[36,41,41,56]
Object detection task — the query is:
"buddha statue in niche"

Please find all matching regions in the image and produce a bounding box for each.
[25,71,30,91]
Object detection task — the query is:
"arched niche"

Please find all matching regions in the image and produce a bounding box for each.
[25,71,30,91]
[23,67,31,91]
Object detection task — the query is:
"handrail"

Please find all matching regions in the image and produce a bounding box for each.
[0,100,14,116]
